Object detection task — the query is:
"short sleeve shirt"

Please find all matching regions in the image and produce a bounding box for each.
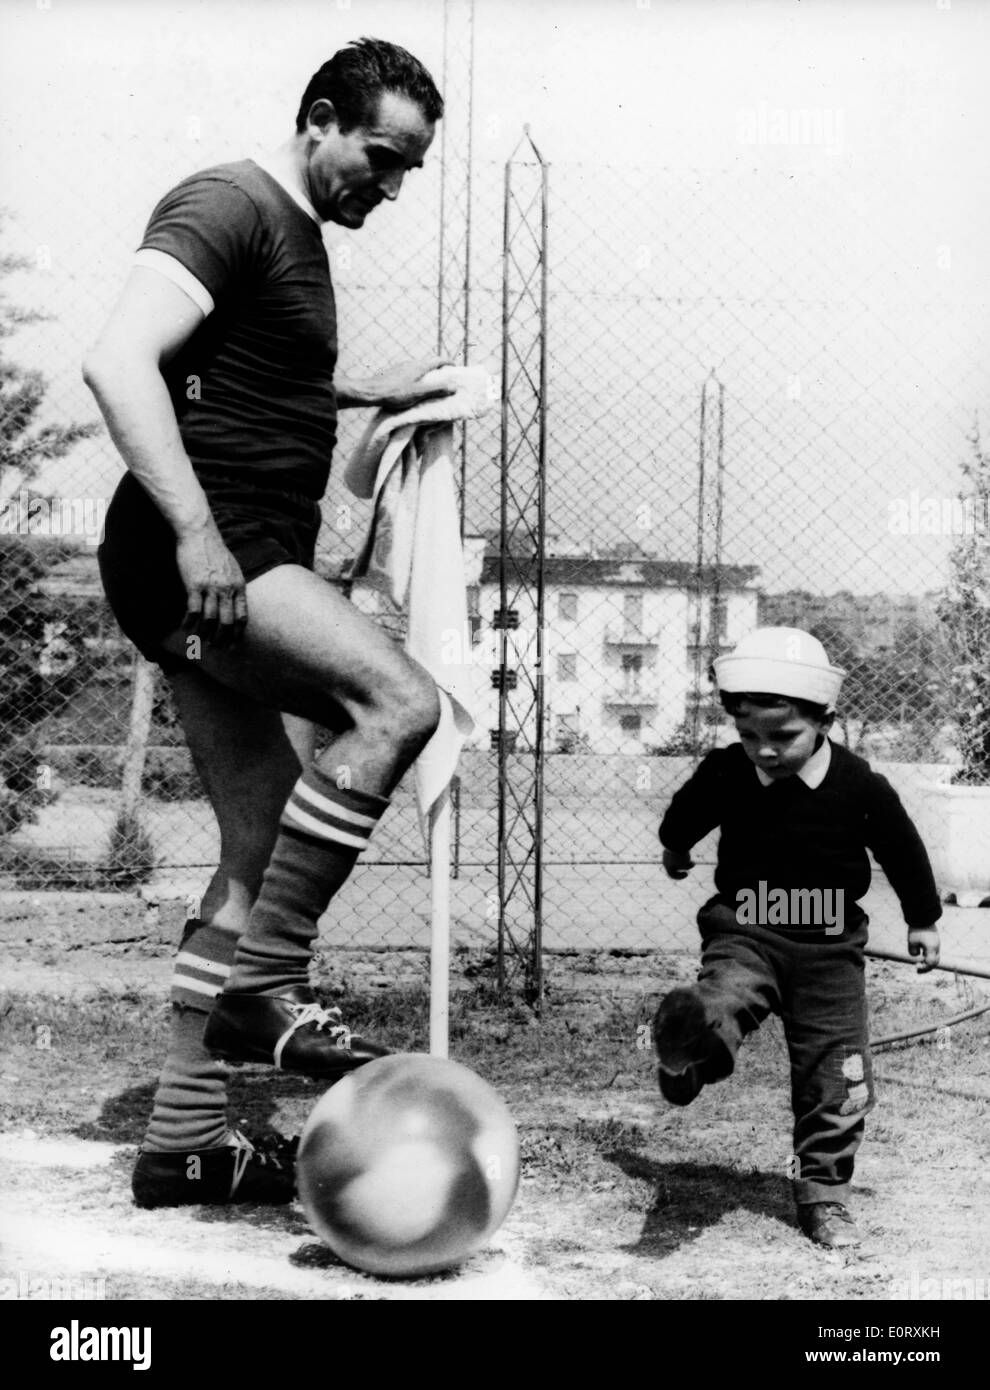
[139,160,337,499]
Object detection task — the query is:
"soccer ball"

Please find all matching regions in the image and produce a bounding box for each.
[296,1052,520,1277]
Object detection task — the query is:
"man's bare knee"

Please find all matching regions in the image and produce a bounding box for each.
[364,666,441,758]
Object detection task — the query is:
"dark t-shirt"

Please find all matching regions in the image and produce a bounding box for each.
[140,160,337,499]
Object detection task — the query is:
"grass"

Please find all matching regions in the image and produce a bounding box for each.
[1,962,988,1301]
[2,971,986,1138]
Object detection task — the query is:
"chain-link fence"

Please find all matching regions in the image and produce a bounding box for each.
[505,156,990,969]
[2,55,989,980]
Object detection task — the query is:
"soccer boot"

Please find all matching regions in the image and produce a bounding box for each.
[132,1129,297,1208]
[204,984,390,1079]
[652,986,732,1106]
[797,1201,863,1249]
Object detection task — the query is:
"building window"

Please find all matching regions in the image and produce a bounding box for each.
[557,652,577,681]
[559,592,577,622]
[466,585,482,646]
[620,714,642,736]
[623,593,643,628]
[713,595,728,640]
[556,711,583,752]
[620,652,642,692]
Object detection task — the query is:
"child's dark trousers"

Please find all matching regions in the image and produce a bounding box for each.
[691,897,875,1207]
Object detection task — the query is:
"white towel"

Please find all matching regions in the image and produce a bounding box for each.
[344,365,494,501]
[346,365,494,817]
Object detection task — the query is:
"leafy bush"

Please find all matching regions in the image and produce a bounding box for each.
[0,225,98,840]
[937,429,990,784]
[104,810,156,887]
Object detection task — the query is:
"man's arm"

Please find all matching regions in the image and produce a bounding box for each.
[335,356,457,411]
[82,267,246,646]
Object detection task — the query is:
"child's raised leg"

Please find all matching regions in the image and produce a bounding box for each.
[653,903,780,1105]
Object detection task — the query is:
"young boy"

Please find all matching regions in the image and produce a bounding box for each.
[654,626,941,1248]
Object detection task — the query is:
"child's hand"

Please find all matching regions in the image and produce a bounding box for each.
[907,926,941,973]
[662,848,694,880]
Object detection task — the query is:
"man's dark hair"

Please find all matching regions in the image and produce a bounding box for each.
[296,37,444,134]
[719,690,832,723]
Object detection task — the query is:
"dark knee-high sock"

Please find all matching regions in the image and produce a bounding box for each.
[143,919,236,1153]
[227,768,389,995]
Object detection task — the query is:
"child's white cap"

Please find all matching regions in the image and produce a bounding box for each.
[713,627,845,711]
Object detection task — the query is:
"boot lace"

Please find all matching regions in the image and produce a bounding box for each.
[226,1128,299,1198]
[273,1001,353,1069]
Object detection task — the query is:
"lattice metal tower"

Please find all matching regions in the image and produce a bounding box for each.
[689,372,727,757]
[434,0,476,882]
[436,0,476,512]
[494,129,549,1004]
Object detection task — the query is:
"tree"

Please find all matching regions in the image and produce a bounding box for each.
[0,224,98,838]
[805,617,874,750]
[937,427,990,784]
[807,614,944,755]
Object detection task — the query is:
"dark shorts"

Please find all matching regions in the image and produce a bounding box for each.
[98,470,321,674]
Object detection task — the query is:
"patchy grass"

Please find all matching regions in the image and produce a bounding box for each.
[1,953,988,1300]
[0,878,984,1306]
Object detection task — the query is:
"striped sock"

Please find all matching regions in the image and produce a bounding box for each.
[144,918,235,1153]
[227,768,389,995]
[172,918,237,1009]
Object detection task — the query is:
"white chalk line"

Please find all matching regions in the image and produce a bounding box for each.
[0,1134,550,1302]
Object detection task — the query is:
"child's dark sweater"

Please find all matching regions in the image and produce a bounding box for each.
[658,741,942,929]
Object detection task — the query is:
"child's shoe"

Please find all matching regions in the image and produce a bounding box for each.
[652,986,731,1106]
[798,1201,862,1248]
[656,1062,708,1106]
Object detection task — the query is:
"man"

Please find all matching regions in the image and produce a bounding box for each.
[84,39,451,1207]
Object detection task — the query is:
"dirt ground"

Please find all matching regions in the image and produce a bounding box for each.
[1,894,989,1306]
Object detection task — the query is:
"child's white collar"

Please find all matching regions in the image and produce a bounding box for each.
[754,737,832,789]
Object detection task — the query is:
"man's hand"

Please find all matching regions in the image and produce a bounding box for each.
[907,926,941,973]
[336,355,458,412]
[662,847,694,880]
[175,520,248,651]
